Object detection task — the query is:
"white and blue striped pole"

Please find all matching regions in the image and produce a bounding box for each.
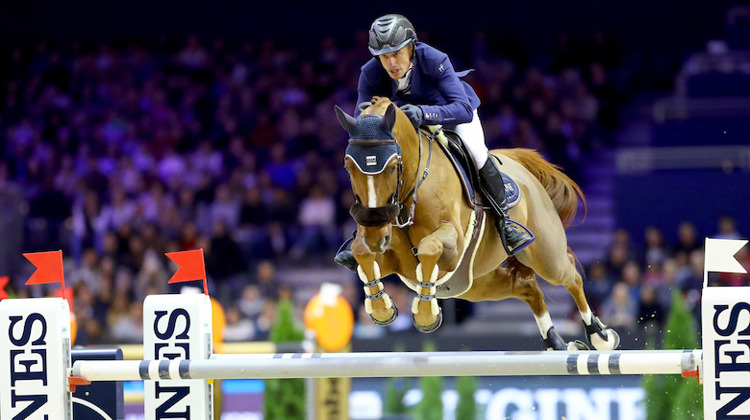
[71,349,701,381]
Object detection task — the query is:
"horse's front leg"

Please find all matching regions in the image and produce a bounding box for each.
[412,223,459,333]
[351,239,398,326]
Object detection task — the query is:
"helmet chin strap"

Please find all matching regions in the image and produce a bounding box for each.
[396,62,414,92]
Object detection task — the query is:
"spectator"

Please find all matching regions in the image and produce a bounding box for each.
[209,184,240,231]
[600,282,637,328]
[100,187,135,232]
[584,262,613,314]
[620,260,643,303]
[26,175,71,250]
[254,260,280,301]
[291,185,339,259]
[636,285,665,329]
[71,190,107,260]
[223,306,256,342]
[205,219,247,303]
[643,225,669,268]
[237,187,269,259]
[636,285,665,347]
[715,215,742,240]
[237,284,266,320]
[254,301,277,341]
[108,293,141,343]
[70,248,100,293]
[673,221,702,256]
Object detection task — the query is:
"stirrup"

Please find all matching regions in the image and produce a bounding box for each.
[333,234,359,272]
[497,218,535,256]
[334,250,358,272]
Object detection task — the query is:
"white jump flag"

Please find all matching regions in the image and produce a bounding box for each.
[703,238,748,288]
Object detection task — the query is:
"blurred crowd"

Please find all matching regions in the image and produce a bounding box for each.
[586,216,747,343]
[0,29,654,345]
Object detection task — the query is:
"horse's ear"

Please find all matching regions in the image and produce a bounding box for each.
[334,105,357,134]
[381,103,396,133]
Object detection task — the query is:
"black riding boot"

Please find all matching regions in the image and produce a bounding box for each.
[478,158,534,255]
[333,232,358,272]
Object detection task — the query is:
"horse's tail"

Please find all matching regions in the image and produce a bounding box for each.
[500,148,586,228]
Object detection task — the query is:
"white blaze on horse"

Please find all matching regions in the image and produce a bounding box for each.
[337,97,619,351]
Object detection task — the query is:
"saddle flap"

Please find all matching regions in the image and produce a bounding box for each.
[433,130,478,206]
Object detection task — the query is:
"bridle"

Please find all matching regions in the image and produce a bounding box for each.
[347,128,434,230]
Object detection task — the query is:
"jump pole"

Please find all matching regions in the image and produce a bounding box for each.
[71,349,702,381]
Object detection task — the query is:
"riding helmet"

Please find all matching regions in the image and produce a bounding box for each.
[368,14,417,56]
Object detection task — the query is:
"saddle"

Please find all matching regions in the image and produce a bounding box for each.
[429,129,521,209]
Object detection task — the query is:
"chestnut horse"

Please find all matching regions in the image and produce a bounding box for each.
[336,97,619,351]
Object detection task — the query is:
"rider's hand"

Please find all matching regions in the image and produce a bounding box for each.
[400,104,424,128]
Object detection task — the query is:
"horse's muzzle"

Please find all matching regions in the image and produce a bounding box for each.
[350,203,400,227]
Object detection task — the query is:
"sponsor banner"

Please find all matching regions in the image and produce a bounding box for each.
[144,294,213,420]
[702,238,749,420]
[0,298,72,419]
[702,287,750,420]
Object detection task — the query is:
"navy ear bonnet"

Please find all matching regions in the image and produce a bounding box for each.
[345,114,401,175]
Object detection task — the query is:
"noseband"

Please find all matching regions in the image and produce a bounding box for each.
[350,201,400,227]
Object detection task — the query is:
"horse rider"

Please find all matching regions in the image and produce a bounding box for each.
[335,13,534,271]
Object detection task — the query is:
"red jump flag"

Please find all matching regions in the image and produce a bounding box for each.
[24,250,65,291]
[0,276,9,300]
[166,249,208,295]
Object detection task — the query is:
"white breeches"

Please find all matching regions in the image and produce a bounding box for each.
[455,109,489,168]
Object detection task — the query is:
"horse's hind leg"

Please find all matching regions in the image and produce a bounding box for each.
[531,250,620,350]
[563,253,620,350]
[461,269,574,351]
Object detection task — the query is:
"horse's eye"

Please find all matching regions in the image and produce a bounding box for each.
[388,166,396,174]
[354,194,361,203]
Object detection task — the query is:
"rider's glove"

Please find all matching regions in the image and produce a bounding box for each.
[400,104,424,129]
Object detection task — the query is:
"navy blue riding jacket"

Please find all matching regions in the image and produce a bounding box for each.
[356,42,481,126]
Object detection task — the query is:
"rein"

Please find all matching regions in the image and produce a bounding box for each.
[394,128,434,229]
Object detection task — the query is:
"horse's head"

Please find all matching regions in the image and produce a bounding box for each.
[336,100,402,253]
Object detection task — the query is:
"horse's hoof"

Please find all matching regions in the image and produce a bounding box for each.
[413,309,443,333]
[370,303,399,326]
[593,328,620,350]
[585,316,620,350]
[543,326,567,350]
[567,340,590,351]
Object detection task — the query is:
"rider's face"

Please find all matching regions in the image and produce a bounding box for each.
[378,46,412,80]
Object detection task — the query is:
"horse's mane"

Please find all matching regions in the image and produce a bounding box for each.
[361,97,416,140]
